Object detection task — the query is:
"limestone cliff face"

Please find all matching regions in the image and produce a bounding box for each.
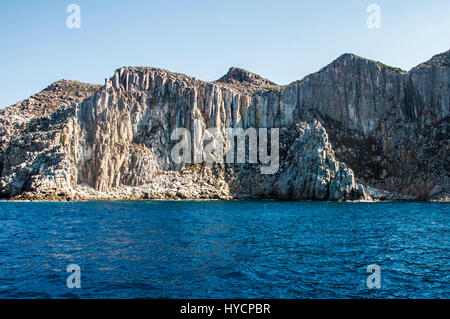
[296,51,449,199]
[0,51,448,201]
[71,66,362,200]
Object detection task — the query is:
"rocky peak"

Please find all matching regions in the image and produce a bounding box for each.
[330,53,407,73]
[321,53,368,69]
[0,79,101,120]
[43,79,101,94]
[412,50,450,70]
[217,67,276,85]
[292,53,407,86]
[215,67,280,93]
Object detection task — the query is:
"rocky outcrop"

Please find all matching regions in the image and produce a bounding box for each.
[0,51,448,201]
[0,80,101,199]
[234,121,366,201]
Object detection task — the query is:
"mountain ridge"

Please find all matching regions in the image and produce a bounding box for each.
[0,51,448,201]
[6,50,447,109]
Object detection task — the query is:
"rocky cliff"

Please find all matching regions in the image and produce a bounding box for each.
[0,51,448,201]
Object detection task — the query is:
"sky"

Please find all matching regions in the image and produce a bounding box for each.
[0,0,449,108]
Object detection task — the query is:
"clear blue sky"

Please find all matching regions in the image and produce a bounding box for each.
[1,0,449,108]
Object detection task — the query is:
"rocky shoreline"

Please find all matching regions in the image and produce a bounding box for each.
[1,51,448,202]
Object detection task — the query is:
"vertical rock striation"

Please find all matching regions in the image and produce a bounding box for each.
[0,51,448,201]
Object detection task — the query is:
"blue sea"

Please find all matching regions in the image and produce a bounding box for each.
[0,201,448,299]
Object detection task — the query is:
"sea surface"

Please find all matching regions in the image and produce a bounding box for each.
[0,201,448,299]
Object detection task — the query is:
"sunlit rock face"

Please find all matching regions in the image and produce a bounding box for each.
[0,51,448,201]
[303,51,449,200]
